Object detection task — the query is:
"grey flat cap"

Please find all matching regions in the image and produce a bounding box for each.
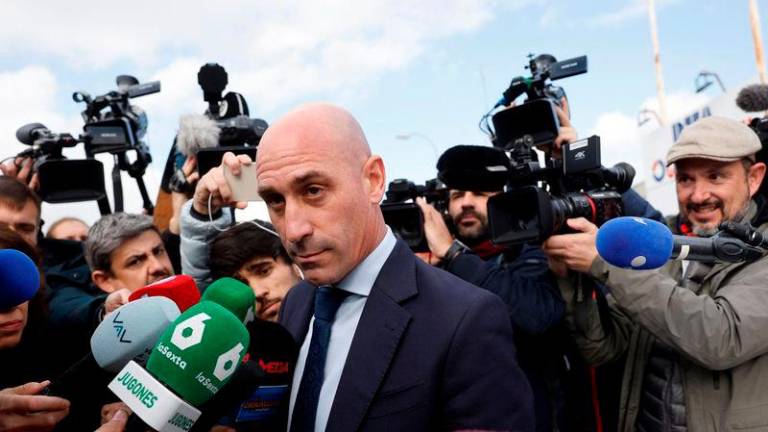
[666,116,761,166]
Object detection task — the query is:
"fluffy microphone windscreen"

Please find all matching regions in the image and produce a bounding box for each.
[0,249,40,310]
[176,114,221,157]
[736,84,768,113]
[596,217,674,270]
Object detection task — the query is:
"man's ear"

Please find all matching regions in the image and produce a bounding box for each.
[748,161,767,197]
[362,155,386,204]
[92,270,116,294]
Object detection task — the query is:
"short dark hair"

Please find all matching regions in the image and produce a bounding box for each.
[210,220,291,280]
[0,177,41,219]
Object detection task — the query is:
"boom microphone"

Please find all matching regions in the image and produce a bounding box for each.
[110,300,249,431]
[736,84,768,113]
[176,114,220,157]
[596,217,764,270]
[129,275,201,312]
[202,277,256,323]
[0,249,40,310]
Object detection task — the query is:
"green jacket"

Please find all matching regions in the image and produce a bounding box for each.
[560,201,768,431]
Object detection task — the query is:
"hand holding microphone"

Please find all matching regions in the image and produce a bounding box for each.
[109,301,249,432]
[192,152,253,216]
[595,217,765,270]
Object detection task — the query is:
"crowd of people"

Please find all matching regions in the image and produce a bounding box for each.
[0,98,767,432]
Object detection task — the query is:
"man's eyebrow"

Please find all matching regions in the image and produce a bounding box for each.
[292,171,328,186]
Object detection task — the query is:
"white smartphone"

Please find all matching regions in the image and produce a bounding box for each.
[223,163,262,202]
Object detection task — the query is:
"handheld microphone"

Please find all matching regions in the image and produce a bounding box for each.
[0,249,40,310]
[176,114,221,157]
[45,297,181,399]
[110,300,249,431]
[736,84,768,113]
[129,275,201,312]
[596,217,764,270]
[202,277,256,323]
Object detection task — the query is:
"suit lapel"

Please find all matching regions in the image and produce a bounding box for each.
[280,281,316,345]
[326,241,417,431]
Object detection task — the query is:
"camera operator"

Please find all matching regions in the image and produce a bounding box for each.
[543,116,768,431]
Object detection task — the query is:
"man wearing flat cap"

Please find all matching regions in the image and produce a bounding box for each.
[543,116,768,431]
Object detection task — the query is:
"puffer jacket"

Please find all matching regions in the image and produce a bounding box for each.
[179,199,233,291]
[562,199,768,431]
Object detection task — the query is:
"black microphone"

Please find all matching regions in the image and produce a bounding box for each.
[190,319,298,431]
[15,123,49,145]
[736,84,768,112]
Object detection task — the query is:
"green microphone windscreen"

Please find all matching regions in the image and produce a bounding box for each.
[202,277,256,323]
[147,300,250,406]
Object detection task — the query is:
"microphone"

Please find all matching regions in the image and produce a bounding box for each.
[201,277,256,323]
[15,122,49,145]
[176,114,221,157]
[109,300,249,431]
[596,217,764,270]
[129,275,201,312]
[190,319,298,431]
[736,84,768,113]
[0,249,40,310]
[45,297,181,399]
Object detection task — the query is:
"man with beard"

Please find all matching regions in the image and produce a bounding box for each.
[416,145,564,335]
[417,145,577,431]
[543,116,768,431]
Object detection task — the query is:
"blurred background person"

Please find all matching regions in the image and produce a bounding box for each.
[45,217,89,242]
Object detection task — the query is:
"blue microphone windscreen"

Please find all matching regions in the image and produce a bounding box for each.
[596,217,674,269]
[0,249,40,310]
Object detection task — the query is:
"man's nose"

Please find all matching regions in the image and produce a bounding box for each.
[689,181,711,203]
[147,255,168,276]
[284,202,313,245]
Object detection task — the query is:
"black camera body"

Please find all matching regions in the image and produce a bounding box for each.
[491,54,587,151]
[380,178,449,252]
[15,76,161,214]
[487,135,635,245]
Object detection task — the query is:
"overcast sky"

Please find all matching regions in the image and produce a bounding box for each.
[0,0,764,227]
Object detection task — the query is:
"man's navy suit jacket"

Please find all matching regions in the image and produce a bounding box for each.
[280,240,535,431]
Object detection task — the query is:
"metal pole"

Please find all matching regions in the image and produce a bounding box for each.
[647,0,669,125]
[749,0,767,84]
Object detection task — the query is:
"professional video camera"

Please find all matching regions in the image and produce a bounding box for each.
[477,53,636,245]
[380,178,448,252]
[487,136,636,245]
[163,63,268,194]
[482,53,588,151]
[13,75,161,214]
